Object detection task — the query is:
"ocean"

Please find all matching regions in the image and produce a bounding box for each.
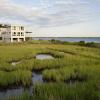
[33,37,100,43]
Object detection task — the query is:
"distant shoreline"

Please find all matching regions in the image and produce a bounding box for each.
[32,37,100,43]
[33,37,100,38]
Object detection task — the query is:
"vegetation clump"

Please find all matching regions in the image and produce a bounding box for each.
[0,70,32,87]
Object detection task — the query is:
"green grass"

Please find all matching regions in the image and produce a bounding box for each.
[9,83,99,100]
[0,41,99,99]
[0,70,32,87]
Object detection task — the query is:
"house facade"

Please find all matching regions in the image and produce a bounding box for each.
[0,24,33,42]
[0,24,26,42]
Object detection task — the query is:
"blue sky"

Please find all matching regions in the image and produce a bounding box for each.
[0,0,100,37]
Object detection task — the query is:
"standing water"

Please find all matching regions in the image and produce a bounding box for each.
[36,54,54,60]
[0,87,24,100]
[32,72,43,84]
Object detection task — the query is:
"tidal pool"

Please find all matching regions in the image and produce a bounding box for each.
[36,54,54,60]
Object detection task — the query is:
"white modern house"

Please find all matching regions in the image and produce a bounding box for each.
[0,24,33,42]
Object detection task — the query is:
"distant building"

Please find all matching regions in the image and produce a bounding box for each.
[0,24,33,42]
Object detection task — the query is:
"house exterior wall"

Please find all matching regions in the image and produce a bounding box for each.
[1,25,26,42]
[10,25,25,42]
[0,25,10,41]
[0,24,33,42]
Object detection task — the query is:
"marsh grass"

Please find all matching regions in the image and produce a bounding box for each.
[0,42,99,99]
[9,83,99,100]
[0,70,32,87]
[33,83,99,100]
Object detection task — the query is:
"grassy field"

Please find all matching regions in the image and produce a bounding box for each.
[0,41,100,100]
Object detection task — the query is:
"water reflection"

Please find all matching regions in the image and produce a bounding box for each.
[36,54,54,60]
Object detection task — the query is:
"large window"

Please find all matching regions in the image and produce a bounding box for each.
[17,32,20,36]
[12,32,16,36]
[21,32,24,36]
[21,27,24,30]
[13,26,16,30]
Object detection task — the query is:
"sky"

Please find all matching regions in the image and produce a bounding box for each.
[0,0,100,37]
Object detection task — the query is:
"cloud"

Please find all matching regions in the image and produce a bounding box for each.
[0,0,43,24]
[0,0,100,27]
[33,0,100,27]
